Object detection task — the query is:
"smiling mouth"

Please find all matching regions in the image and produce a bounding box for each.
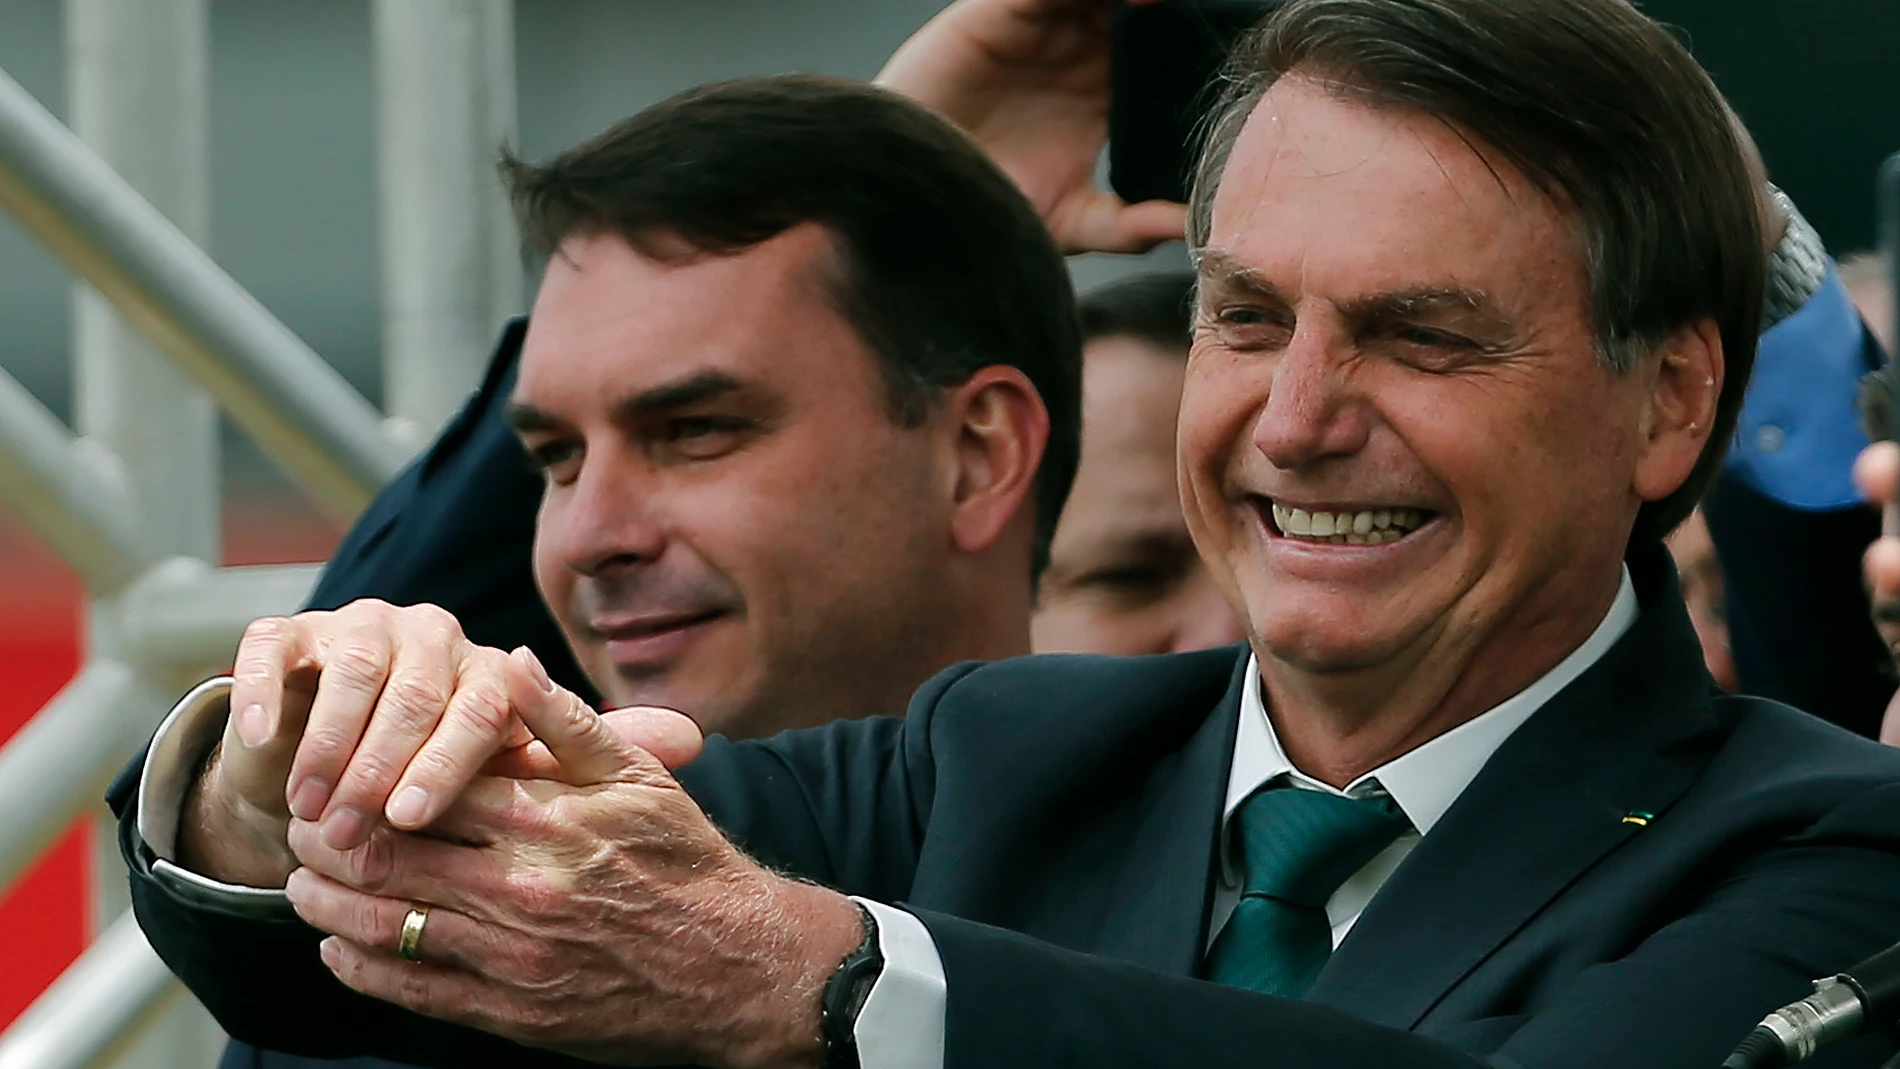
[595,609,726,641]
[1266,501,1435,545]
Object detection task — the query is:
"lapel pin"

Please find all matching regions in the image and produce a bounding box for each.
[1621,810,1655,827]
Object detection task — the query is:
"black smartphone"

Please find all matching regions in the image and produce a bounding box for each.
[1109,0,1278,206]
[1857,153,1900,443]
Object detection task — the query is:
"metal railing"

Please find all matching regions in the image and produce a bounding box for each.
[0,3,517,1067]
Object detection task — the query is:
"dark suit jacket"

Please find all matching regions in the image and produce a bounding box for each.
[116,544,1900,1068]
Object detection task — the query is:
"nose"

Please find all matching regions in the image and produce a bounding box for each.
[1167,575,1249,654]
[542,444,668,578]
[1251,327,1370,471]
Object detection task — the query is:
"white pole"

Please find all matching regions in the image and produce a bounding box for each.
[0,62,409,517]
[375,0,522,438]
[68,0,216,565]
[0,913,184,1069]
[65,2,225,1066]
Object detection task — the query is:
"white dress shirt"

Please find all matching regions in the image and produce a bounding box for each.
[136,568,1636,1069]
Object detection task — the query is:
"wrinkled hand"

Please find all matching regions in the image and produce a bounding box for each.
[876,0,1185,254]
[1854,443,1900,745]
[181,599,699,887]
[281,677,860,1069]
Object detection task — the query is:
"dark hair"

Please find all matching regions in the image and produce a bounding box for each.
[1188,0,1764,545]
[1078,271,1198,357]
[501,75,1082,576]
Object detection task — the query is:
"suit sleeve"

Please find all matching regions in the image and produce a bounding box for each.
[915,783,1900,1069]
[120,664,965,1064]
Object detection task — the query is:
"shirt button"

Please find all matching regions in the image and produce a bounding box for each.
[1756,425,1786,453]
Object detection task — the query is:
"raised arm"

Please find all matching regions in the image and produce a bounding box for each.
[875,0,1185,254]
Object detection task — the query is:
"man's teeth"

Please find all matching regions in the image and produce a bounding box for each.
[1270,503,1425,544]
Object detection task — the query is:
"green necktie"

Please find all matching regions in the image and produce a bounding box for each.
[1204,786,1412,998]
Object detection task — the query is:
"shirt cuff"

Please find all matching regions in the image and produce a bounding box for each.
[851,898,946,1069]
[137,675,294,910]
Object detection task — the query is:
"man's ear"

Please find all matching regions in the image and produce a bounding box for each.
[1633,318,1725,504]
[941,366,1050,556]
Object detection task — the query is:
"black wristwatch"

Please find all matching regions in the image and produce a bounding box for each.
[819,903,884,1069]
[1763,184,1829,330]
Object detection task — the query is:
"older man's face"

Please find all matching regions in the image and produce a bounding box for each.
[1181,76,1659,689]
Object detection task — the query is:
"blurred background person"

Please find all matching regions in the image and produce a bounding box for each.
[1664,508,1738,691]
[1841,250,1894,356]
[1855,439,1900,743]
[1701,199,1896,736]
[1034,272,1244,655]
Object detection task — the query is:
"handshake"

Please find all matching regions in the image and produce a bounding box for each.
[178,600,864,1069]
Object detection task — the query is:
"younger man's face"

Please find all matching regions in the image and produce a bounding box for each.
[511,225,956,737]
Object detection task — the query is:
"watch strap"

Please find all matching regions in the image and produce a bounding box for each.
[1763,184,1829,330]
[819,902,884,1069]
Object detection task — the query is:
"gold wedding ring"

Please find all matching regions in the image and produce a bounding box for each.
[397,905,430,964]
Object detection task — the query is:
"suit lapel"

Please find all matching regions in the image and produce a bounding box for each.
[1087,650,1249,975]
[1305,547,1722,1028]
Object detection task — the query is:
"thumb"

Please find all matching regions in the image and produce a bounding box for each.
[1052,191,1187,255]
[597,706,704,769]
[482,705,706,781]
[1855,442,1900,514]
[502,646,656,785]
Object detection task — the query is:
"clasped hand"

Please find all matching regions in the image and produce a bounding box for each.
[187,599,858,1068]
[170,0,1184,1059]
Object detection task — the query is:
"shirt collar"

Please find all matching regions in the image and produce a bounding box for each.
[1224,565,1639,835]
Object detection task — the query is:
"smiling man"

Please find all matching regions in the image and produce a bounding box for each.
[120,1,1900,1067]
[488,86,1082,742]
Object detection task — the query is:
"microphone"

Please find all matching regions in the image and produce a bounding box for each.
[1722,942,1900,1068]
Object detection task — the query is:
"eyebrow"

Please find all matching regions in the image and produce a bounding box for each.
[505,369,749,435]
[1197,250,1503,326]
[1195,250,1290,305]
[1338,285,1499,323]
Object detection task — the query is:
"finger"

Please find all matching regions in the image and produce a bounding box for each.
[598,705,704,769]
[505,646,660,786]
[379,648,521,831]
[417,776,536,845]
[287,817,502,920]
[1867,540,1900,642]
[423,774,631,849]
[318,937,520,1041]
[286,613,394,822]
[1052,191,1187,254]
[483,705,704,781]
[285,868,500,975]
[317,609,467,850]
[1854,442,1900,510]
[226,614,324,769]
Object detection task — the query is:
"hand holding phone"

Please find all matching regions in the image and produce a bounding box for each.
[876,0,1187,255]
[1109,0,1278,206]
